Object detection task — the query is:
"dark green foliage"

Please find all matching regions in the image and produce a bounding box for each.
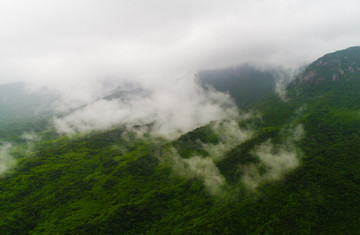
[173,124,219,158]
[126,155,159,176]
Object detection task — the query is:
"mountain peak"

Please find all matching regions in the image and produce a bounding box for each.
[301,46,360,86]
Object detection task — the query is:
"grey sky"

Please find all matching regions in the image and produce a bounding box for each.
[0,0,359,89]
[1,0,359,139]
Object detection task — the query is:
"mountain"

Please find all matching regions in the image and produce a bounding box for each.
[197,64,276,108]
[1,47,360,234]
[102,83,150,101]
[0,82,54,117]
[0,82,54,142]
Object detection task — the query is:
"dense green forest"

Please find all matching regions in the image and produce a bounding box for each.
[1,47,360,234]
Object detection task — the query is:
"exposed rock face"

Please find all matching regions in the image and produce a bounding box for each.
[299,47,360,86]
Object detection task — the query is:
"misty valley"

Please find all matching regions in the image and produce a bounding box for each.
[2,47,360,234]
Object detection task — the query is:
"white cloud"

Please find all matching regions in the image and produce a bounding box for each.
[165,118,253,194]
[0,0,359,90]
[53,77,239,139]
[0,143,16,176]
[242,124,305,190]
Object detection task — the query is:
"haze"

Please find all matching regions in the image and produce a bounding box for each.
[1,0,360,138]
[0,0,359,88]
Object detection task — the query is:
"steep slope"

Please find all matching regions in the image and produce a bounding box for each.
[286,47,360,150]
[290,46,360,106]
[1,47,360,234]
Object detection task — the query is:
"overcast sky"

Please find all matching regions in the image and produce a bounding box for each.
[0,0,359,89]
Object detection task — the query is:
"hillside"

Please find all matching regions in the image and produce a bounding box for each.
[0,83,54,142]
[197,64,276,107]
[1,47,360,234]
[0,83,54,118]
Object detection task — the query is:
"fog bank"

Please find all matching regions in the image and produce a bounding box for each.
[53,77,239,139]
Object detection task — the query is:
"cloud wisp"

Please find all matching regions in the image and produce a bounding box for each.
[165,118,254,195]
[242,124,305,190]
[0,143,16,176]
[165,122,304,195]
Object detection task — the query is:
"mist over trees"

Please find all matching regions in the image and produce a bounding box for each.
[1,0,360,233]
[1,47,360,233]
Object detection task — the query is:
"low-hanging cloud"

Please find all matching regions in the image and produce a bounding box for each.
[274,67,304,100]
[21,132,41,142]
[242,124,305,190]
[21,132,41,154]
[53,77,240,139]
[0,143,16,176]
[166,122,304,195]
[164,118,254,194]
[0,134,42,176]
[170,153,226,195]
[201,118,255,160]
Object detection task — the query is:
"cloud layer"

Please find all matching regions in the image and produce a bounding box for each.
[53,77,239,139]
[1,1,359,134]
[0,0,360,92]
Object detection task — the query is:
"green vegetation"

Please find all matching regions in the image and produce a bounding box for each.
[2,47,360,234]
